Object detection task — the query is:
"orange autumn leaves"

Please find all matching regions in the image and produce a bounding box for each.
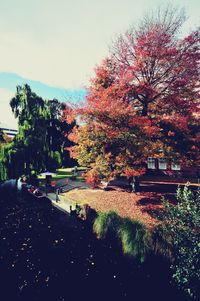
[65,18,200,186]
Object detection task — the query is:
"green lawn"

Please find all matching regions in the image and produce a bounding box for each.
[57,167,88,174]
[38,167,87,181]
[38,174,72,180]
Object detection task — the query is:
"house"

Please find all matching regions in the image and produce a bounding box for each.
[146,157,200,178]
[0,126,17,139]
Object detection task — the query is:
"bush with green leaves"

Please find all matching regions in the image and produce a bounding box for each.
[93,211,122,240]
[118,217,150,262]
[161,185,200,299]
[93,187,200,298]
[93,211,150,262]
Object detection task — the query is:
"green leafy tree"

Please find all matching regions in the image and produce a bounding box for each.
[0,129,4,143]
[0,130,13,181]
[0,84,75,180]
[9,84,51,175]
[45,99,76,167]
[161,185,200,298]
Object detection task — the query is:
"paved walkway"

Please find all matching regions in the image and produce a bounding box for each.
[39,177,90,196]
[43,178,90,215]
[53,197,78,214]
[56,178,90,190]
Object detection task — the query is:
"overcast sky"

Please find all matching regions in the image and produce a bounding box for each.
[0,0,199,128]
[0,0,199,88]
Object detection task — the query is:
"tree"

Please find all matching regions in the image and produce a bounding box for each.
[160,185,200,299]
[68,7,200,181]
[0,129,4,143]
[46,99,76,167]
[9,84,47,175]
[0,84,75,180]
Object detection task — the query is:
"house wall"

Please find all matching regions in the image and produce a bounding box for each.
[146,157,200,178]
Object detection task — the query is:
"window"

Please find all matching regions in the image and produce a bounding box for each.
[158,158,167,170]
[147,157,156,169]
[171,162,181,170]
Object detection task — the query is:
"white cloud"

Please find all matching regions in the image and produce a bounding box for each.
[0,88,17,129]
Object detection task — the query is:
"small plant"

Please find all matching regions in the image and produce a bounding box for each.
[151,224,174,260]
[93,211,121,239]
[93,211,150,262]
[84,170,100,189]
[119,218,150,262]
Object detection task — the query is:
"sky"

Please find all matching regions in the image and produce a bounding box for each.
[0,0,199,128]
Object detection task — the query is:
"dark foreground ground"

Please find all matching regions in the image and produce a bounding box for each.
[0,194,188,301]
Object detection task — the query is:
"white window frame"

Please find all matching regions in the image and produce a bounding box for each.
[147,157,156,169]
[171,162,181,170]
[158,158,167,170]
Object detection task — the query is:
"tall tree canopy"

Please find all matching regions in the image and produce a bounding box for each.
[0,84,75,180]
[68,7,200,181]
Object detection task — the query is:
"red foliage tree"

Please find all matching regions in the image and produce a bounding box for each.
[68,7,200,181]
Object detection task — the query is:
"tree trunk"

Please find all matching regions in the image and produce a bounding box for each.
[142,102,148,116]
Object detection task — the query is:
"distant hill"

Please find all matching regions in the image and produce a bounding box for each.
[0,72,87,102]
[0,72,87,129]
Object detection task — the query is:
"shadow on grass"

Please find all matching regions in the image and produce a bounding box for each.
[136,193,177,220]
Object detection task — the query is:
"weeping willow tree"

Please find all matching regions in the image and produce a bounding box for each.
[0,130,12,181]
[0,142,10,181]
[0,84,75,180]
[0,130,4,143]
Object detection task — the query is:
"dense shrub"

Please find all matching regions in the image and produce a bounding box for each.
[93,186,200,298]
[160,185,200,299]
[93,211,122,239]
[93,211,150,262]
[118,217,150,262]
[151,224,174,260]
[84,170,100,189]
